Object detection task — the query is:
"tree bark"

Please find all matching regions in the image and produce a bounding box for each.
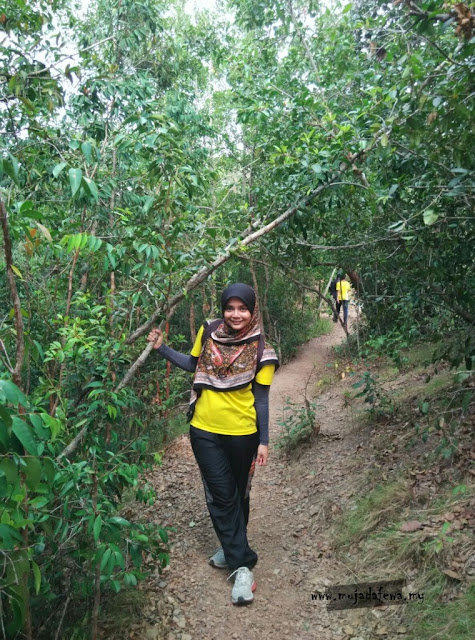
[189,299,197,342]
[50,247,80,416]
[262,264,273,339]
[0,197,25,389]
[91,471,101,640]
[250,260,264,332]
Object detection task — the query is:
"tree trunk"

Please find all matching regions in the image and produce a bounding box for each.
[91,471,101,640]
[189,299,197,342]
[262,264,273,339]
[250,260,264,332]
[318,268,336,317]
[0,197,25,389]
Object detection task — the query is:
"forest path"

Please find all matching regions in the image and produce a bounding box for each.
[120,311,373,640]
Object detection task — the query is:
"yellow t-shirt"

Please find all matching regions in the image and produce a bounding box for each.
[336,280,351,301]
[190,325,275,436]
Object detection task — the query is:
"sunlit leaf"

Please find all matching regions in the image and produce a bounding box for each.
[68,168,83,197]
[423,209,439,226]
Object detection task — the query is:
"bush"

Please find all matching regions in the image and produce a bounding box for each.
[275,398,318,453]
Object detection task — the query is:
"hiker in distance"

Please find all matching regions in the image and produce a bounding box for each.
[336,272,351,328]
[147,283,279,605]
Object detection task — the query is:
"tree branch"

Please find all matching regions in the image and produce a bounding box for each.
[295,234,402,250]
[417,33,467,68]
[393,141,455,175]
[405,1,454,23]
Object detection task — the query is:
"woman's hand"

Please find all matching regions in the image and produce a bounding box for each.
[257,444,269,466]
[147,327,163,350]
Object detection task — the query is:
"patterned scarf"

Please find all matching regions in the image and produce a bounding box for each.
[187,301,279,419]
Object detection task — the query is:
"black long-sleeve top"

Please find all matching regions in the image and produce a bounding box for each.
[156,343,271,445]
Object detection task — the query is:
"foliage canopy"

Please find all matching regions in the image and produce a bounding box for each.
[1,0,473,636]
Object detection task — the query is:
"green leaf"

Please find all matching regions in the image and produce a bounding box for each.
[0,458,17,484]
[40,413,62,440]
[52,162,67,178]
[0,524,23,548]
[107,516,130,527]
[423,209,439,226]
[42,457,56,484]
[124,572,137,586]
[110,580,121,593]
[4,154,20,185]
[31,561,41,595]
[142,196,154,214]
[0,380,28,407]
[24,457,42,490]
[19,201,34,213]
[93,514,102,543]
[100,547,112,571]
[11,265,24,279]
[12,417,38,455]
[0,403,12,425]
[66,234,77,253]
[0,426,10,451]
[107,404,117,419]
[88,236,103,252]
[83,178,99,203]
[114,550,125,569]
[81,142,93,163]
[380,133,389,148]
[68,168,83,198]
[33,341,44,361]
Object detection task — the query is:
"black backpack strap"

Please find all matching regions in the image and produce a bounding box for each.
[201,319,221,344]
[256,335,265,369]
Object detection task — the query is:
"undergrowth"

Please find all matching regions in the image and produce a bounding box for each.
[275,398,318,454]
[406,574,475,640]
[333,476,474,640]
[66,586,148,639]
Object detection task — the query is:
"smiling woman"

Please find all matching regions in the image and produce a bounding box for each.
[224,297,252,331]
[147,283,279,605]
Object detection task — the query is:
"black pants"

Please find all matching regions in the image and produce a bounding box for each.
[332,297,339,321]
[189,426,259,571]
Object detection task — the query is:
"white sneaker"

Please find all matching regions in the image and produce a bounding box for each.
[209,547,228,569]
[228,567,256,605]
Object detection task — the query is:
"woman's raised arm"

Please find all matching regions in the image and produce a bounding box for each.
[147,328,198,373]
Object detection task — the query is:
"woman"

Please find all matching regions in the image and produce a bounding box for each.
[147,283,278,605]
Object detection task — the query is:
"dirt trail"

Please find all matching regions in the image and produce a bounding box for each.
[120,316,379,640]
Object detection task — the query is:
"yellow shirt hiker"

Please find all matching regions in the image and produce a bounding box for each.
[190,325,275,436]
[336,276,351,325]
[147,283,279,606]
[336,279,351,301]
